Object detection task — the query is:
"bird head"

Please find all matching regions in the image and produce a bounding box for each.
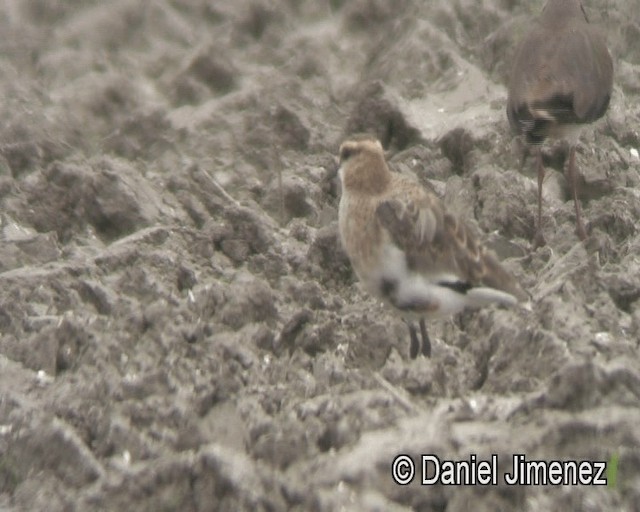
[338,134,390,195]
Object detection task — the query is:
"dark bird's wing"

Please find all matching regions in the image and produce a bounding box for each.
[507,19,613,144]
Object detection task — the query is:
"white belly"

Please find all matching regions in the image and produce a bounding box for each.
[366,243,517,319]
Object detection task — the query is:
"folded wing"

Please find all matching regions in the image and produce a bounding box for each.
[376,184,527,303]
[507,21,613,143]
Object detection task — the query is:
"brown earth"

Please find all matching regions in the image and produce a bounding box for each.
[1,0,640,510]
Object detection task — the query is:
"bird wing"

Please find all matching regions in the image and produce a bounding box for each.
[375,189,439,253]
[375,177,525,301]
[507,21,613,140]
[565,26,613,121]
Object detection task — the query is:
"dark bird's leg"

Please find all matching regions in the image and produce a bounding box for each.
[419,318,431,358]
[407,322,420,359]
[533,148,547,249]
[517,138,529,173]
[567,145,588,241]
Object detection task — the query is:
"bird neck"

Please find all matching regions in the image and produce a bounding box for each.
[541,0,587,28]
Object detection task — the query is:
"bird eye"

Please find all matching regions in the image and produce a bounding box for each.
[340,146,357,162]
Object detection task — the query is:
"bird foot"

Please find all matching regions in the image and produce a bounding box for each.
[576,222,588,242]
[408,324,420,359]
[532,230,546,250]
[407,320,431,359]
[419,319,431,358]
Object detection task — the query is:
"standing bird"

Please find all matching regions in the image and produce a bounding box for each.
[337,134,527,358]
[507,0,613,247]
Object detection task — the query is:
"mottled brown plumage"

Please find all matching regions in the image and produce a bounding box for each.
[507,0,613,246]
[338,134,527,358]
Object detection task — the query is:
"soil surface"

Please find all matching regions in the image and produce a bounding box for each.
[1,0,640,510]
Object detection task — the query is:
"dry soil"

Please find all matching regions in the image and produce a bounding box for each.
[1,0,640,510]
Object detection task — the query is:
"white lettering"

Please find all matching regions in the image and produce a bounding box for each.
[422,455,440,485]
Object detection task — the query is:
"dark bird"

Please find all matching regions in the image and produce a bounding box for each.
[507,0,613,247]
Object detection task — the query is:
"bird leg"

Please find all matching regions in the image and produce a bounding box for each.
[567,145,588,241]
[517,138,529,173]
[419,318,431,358]
[407,322,420,359]
[406,320,431,359]
[533,148,547,249]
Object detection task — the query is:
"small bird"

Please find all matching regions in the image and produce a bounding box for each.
[337,134,527,358]
[507,0,613,247]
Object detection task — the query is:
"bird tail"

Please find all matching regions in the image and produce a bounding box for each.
[465,288,520,308]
